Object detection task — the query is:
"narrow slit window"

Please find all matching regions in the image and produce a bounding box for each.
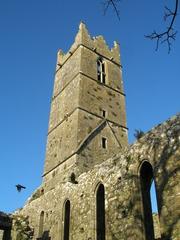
[102,137,107,149]
[63,200,70,240]
[96,184,106,240]
[102,62,106,84]
[102,110,106,118]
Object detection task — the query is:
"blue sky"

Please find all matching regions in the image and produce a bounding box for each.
[0,0,179,213]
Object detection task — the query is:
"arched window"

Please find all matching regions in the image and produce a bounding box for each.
[97,58,106,84]
[38,211,44,237]
[96,184,105,240]
[63,200,70,240]
[140,161,160,240]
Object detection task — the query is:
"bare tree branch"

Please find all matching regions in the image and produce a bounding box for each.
[103,0,121,20]
[103,0,179,53]
[145,0,179,53]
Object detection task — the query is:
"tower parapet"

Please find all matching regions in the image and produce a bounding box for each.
[57,22,121,68]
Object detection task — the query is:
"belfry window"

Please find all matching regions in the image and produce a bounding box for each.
[97,58,106,84]
[96,184,106,240]
[63,200,70,240]
[140,161,161,240]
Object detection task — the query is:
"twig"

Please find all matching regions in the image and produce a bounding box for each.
[103,0,121,20]
[146,0,179,53]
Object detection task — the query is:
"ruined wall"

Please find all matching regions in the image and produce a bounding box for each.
[0,212,12,240]
[11,214,34,240]
[18,114,180,240]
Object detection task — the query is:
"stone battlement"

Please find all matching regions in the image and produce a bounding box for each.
[56,22,121,68]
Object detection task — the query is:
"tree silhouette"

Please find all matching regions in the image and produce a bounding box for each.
[103,0,179,52]
[134,129,144,140]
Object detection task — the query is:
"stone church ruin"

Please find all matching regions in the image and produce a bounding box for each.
[1,23,180,240]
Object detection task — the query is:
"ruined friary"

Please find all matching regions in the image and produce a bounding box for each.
[1,23,180,240]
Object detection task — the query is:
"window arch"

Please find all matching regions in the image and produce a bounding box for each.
[97,58,106,84]
[140,161,160,240]
[63,200,70,240]
[96,183,105,240]
[38,211,44,237]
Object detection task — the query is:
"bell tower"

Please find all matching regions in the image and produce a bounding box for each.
[43,23,128,187]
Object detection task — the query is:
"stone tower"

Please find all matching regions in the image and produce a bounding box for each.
[43,22,128,188]
[7,23,179,240]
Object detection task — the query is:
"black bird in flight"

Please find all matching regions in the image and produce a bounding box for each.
[16,184,26,192]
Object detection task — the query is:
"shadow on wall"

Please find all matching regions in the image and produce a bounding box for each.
[37,230,51,240]
[0,212,12,240]
[153,127,180,240]
[132,121,179,240]
[106,116,180,240]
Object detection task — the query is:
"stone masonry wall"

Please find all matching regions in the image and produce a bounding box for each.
[18,114,180,240]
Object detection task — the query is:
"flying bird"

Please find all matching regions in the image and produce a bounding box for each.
[16,184,26,192]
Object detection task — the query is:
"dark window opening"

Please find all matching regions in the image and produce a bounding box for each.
[102,110,106,118]
[38,211,44,237]
[97,59,101,70]
[97,60,101,82]
[97,58,106,84]
[63,200,70,240]
[96,184,105,240]
[1,229,11,240]
[102,138,107,149]
[102,62,105,84]
[140,161,161,240]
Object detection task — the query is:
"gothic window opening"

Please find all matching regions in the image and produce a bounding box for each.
[150,180,158,213]
[97,58,106,84]
[140,161,160,240]
[102,137,107,149]
[63,200,70,240]
[38,211,44,237]
[150,180,161,239]
[96,184,105,240]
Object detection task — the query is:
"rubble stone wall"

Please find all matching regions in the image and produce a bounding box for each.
[18,114,180,240]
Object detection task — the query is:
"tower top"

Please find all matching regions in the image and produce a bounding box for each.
[57,22,121,66]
